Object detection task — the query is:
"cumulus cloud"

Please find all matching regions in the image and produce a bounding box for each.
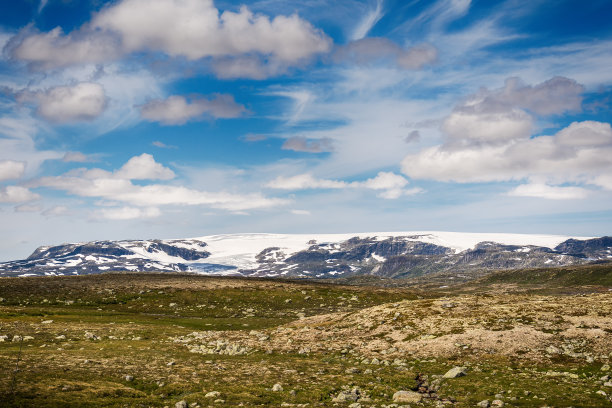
[439,77,583,149]
[508,183,589,200]
[0,186,40,203]
[281,137,334,153]
[334,38,437,70]
[140,94,246,125]
[28,154,287,211]
[8,27,120,69]
[401,77,612,194]
[266,171,420,199]
[114,153,175,180]
[0,160,26,181]
[10,0,331,77]
[17,83,107,123]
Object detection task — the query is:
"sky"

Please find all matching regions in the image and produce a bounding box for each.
[1,0,612,261]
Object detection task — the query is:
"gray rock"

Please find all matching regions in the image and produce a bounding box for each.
[491,400,504,407]
[443,366,467,378]
[205,391,220,398]
[175,402,187,408]
[477,400,490,407]
[272,383,283,392]
[124,375,134,382]
[392,390,422,403]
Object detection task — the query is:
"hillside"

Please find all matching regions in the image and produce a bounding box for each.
[1,269,612,407]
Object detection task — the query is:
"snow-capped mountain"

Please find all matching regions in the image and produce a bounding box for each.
[1,232,610,278]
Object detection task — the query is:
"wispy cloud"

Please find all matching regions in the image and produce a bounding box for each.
[351,0,384,40]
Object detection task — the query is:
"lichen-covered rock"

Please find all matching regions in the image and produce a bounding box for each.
[392,390,422,403]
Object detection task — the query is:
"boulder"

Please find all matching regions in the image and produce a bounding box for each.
[392,390,422,403]
[443,366,467,378]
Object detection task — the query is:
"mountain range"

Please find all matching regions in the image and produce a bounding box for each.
[1,232,611,279]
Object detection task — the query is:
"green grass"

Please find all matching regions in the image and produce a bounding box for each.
[1,272,611,407]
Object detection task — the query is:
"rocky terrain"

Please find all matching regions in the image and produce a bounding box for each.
[1,232,611,279]
[1,264,611,407]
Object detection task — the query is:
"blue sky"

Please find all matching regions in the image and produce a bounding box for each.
[1,0,612,261]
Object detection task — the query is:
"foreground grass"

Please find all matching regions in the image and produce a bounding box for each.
[0,272,611,407]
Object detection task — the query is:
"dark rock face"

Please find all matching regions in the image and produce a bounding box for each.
[145,241,210,261]
[27,242,133,260]
[554,237,612,258]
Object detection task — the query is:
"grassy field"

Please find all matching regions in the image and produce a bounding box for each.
[0,267,611,407]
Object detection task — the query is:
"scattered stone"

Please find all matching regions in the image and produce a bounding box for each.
[392,390,422,403]
[332,387,361,402]
[272,383,283,392]
[41,320,53,324]
[84,332,99,341]
[167,361,175,366]
[12,335,34,342]
[124,375,134,382]
[443,366,467,379]
[348,403,361,408]
[545,371,579,379]
[205,391,221,398]
[175,401,187,408]
[604,381,612,387]
[477,400,490,408]
[491,400,504,407]
[602,364,611,372]
[0,335,8,342]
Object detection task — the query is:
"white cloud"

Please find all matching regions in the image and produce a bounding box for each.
[10,0,331,77]
[0,160,25,181]
[508,183,589,200]
[266,173,347,190]
[93,0,331,62]
[114,153,175,180]
[140,94,246,125]
[96,206,161,220]
[18,83,107,123]
[351,0,384,41]
[400,77,612,194]
[0,186,40,203]
[266,171,417,199]
[290,209,311,216]
[28,154,287,212]
[8,27,120,69]
[62,154,175,181]
[556,120,612,147]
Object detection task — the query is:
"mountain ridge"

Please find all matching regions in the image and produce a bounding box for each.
[1,231,610,279]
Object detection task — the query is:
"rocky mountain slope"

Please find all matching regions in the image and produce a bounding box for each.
[0,232,610,278]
